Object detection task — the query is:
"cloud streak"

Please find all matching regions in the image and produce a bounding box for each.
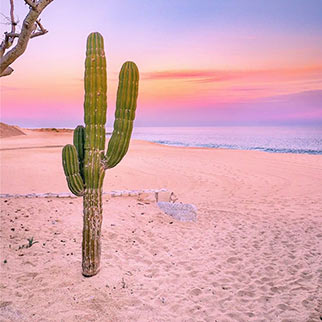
[142,66,322,83]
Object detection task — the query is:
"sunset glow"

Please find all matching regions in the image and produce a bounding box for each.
[1,0,322,127]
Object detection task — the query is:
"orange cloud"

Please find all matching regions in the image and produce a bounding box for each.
[141,66,322,83]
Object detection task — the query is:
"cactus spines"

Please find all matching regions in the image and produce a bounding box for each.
[62,32,139,277]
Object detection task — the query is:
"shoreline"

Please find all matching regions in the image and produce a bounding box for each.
[137,140,322,156]
[1,138,322,157]
[1,124,321,156]
[1,130,322,157]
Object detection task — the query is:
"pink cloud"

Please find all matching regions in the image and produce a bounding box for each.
[141,66,322,83]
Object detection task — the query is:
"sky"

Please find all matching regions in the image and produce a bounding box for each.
[1,0,322,127]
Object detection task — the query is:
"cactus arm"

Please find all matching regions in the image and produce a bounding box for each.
[62,144,85,196]
[105,61,139,169]
[73,125,85,179]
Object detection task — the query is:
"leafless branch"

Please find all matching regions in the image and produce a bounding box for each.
[35,19,45,32]
[5,19,48,39]
[9,0,16,32]
[24,0,37,10]
[0,13,13,24]
[5,30,48,39]
[1,66,14,76]
[0,0,16,57]
[0,0,54,77]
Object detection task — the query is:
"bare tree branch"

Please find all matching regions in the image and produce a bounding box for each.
[0,0,16,58]
[0,0,54,77]
[1,66,14,76]
[6,29,48,39]
[5,19,48,39]
[24,0,37,10]
[9,0,16,33]
[35,19,46,32]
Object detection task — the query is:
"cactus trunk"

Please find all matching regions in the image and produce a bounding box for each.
[81,32,107,277]
[82,189,103,276]
[62,31,139,277]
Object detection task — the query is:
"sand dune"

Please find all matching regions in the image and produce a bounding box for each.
[0,130,322,321]
[0,123,26,138]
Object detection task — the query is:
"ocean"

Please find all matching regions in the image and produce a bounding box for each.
[122,126,322,155]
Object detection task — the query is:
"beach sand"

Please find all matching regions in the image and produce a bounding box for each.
[0,129,321,321]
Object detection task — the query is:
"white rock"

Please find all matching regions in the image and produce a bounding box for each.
[157,202,197,222]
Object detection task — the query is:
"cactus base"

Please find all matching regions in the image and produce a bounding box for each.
[82,189,103,277]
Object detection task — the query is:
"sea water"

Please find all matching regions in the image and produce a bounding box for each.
[125,126,322,155]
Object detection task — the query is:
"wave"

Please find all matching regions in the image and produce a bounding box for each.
[152,140,322,155]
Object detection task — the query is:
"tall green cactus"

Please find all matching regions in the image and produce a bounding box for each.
[62,32,139,277]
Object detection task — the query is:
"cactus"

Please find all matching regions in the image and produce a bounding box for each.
[62,32,139,277]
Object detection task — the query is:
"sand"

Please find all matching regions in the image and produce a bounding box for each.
[0,129,322,321]
[0,123,26,138]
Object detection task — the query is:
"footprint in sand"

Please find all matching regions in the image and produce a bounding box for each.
[189,288,202,296]
[107,232,118,240]
[237,290,256,298]
[227,257,241,264]
[188,270,199,278]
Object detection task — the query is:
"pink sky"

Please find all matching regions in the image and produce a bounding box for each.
[1,0,322,127]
